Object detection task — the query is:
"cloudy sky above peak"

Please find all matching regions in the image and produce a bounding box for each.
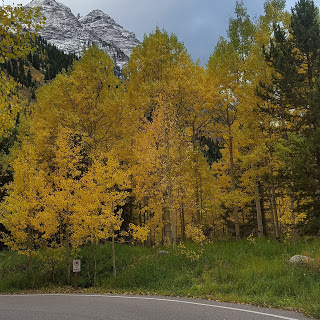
[6,0,298,65]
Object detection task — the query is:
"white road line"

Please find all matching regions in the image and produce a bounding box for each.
[1,294,303,320]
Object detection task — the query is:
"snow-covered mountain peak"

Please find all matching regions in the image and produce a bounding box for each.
[79,9,116,26]
[25,0,139,70]
[27,0,71,13]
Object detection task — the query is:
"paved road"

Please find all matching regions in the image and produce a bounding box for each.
[0,294,313,320]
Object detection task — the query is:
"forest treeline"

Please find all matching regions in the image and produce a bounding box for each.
[0,36,76,86]
[1,0,320,282]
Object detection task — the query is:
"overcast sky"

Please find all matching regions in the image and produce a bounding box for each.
[6,0,299,65]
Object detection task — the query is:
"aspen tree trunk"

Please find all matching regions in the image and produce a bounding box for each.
[192,126,202,225]
[66,230,70,285]
[27,225,34,288]
[195,177,201,223]
[195,166,204,224]
[93,240,97,286]
[254,180,264,238]
[227,106,240,240]
[165,119,176,250]
[111,225,116,278]
[147,212,152,247]
[180,196,186,241]
[161,221,165,246]
[168,168,176,250]
[199,174,204,223]
[64,205,71,285]
[28,252,34,288]
[269,198,277,240]
[290,194,298,242]
[178,147,186,241]
[65,210,71,285]
[270,177,280,241]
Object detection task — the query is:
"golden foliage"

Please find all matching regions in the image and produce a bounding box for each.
[0,4,44,134]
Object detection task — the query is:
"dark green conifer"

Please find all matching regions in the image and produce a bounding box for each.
[27,68,32,87]
[260,0,320,233]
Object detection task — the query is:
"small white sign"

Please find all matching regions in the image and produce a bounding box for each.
[73,259,81,273]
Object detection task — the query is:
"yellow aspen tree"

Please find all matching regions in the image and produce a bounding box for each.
[67,46,126,153]
[32,45,128,161]
[128,29,218,244]
[0,4,44,135]
[181,148,216,242]
[276,190,308,240]
[207,1,258,239]
[133,101,182,247]
[234,0,290,239]
[29,46,132,281]
[207,39,243,240]
[161,58,219,232]
[125,27,187,120]
[127,28,216,153]
[133,100,215,245]
[40,127,83,284]
[207,1,289,239]
[73,150,130,282]
[0,139,46,286]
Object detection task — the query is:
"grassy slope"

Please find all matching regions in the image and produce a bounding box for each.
[1,239,319,318]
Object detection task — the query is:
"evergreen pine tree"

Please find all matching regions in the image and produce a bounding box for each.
[11,59,18,80]
[18,59,25,85]
[6,60,12,75]
[45,67,50,81]
[31,88,36,100]
[32,53,40,69]
[260,0,320,233]
[27,68,32,87]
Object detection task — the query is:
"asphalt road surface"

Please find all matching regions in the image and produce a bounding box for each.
[0,294,314,320]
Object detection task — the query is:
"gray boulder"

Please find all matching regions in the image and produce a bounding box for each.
[158,250,169,255]
[289,255,314,264]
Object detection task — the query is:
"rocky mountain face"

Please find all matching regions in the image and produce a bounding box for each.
[25,0,140,69]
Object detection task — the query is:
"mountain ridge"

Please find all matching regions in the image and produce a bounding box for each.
[25,0,140,69]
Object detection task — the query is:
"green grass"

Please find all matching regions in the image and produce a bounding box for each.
[1,239,320,318]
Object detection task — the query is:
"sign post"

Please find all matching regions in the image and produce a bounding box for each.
[73,259,81,290]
